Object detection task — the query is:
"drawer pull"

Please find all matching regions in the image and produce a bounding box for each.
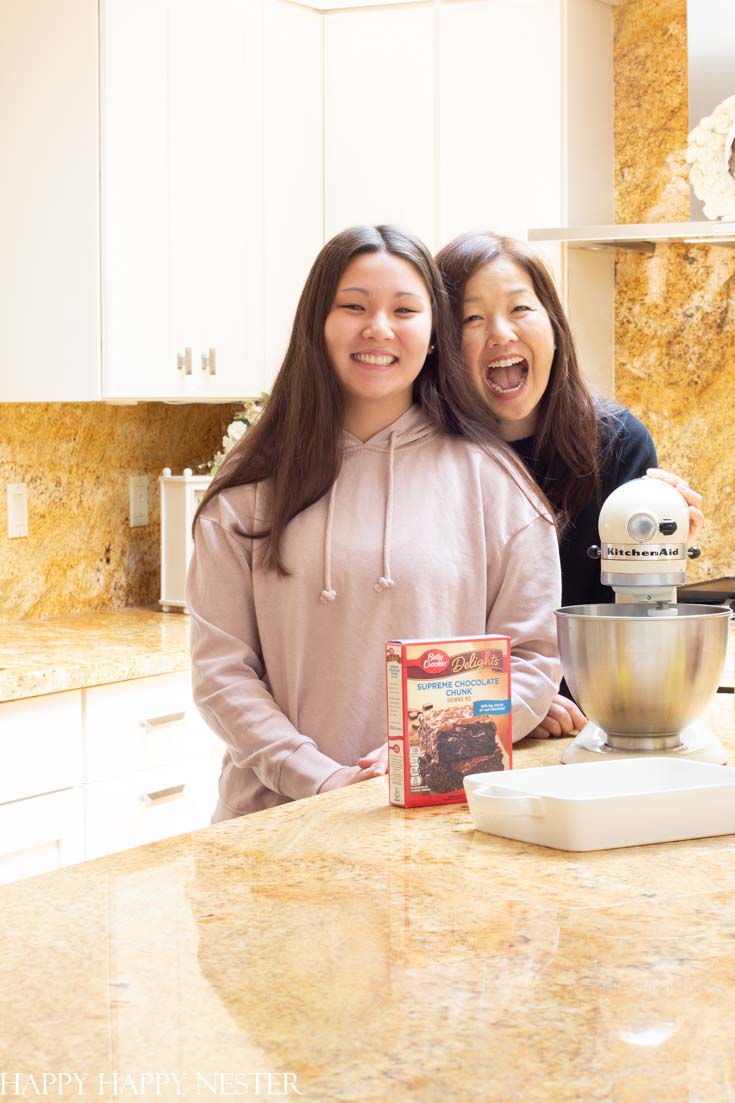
[139,783,186,805]
[139,711,186,730]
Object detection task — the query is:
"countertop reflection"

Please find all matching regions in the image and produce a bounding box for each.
[1,692,734,1102]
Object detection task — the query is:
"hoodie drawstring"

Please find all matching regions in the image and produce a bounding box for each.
[319,480,338,604]
[320,429,398,604]
[374,430,396,593]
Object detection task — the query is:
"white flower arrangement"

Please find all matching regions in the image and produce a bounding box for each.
[686,95,735,220]
[202,395,268,475]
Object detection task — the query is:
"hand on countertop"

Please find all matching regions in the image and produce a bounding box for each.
[318,759,386,793]
[527,694,586,739]
[646,467,705,543]
[357,741,389,774]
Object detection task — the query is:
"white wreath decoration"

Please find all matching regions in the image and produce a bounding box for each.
[686,94,735,220]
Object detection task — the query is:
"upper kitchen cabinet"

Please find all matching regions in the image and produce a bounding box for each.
[436,0,564,245]
[262,1,323,372]
[321,0,612,259]
[323,4,435,246]
[1,0,322,403]
[103,0,322,401]
[0,0,101,402]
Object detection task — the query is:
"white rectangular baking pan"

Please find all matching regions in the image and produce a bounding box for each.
[464,759,735,851]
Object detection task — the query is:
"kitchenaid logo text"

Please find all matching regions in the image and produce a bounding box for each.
[603,543,684,559]
[0,1072,303,1097]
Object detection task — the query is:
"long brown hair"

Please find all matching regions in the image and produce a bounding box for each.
[436,231,616,531]
[195,224,547,572]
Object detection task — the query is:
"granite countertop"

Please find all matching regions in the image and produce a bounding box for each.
[0,608,190,703]
[1,692,734,1102]
[1,609,732,707]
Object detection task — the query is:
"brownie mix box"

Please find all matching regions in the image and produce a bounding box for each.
[385,635,512,807]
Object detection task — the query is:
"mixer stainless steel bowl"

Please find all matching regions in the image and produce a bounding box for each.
[555,603,731,749]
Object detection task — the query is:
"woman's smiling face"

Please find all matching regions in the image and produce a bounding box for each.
[324,251,433,428]
[461,257,556,441]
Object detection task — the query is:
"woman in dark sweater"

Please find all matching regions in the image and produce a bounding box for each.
[436,231,704,737]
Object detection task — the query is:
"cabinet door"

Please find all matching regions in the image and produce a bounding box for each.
[323,5,435,247]
[169,0,266,400]
[0,690,83,804]
[437,0,563,245]
[263,0,324,377]
[101,0,171,401]
[102,0,266,402]
[84,671,220,784]
[0,0,100,401]
[0,789,85,885]
[83,752,222,860]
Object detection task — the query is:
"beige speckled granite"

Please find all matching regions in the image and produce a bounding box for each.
[0,608,190,702]
[614,1,735,583]
[615,243,735,583]
[0,402,238,622]
[0,693,734,1102]
[614,0,689,225]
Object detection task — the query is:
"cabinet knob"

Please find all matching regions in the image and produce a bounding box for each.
[201,347,217,376]
[177,349,193,376]
[139,783,186,805]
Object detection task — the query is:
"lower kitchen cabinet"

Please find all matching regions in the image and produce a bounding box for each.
[84,752,221,861]
[0,788,85,885]
[0,671,223,884]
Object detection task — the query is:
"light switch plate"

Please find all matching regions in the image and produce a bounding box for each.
[7,483,28,538]
[129,475,149,527]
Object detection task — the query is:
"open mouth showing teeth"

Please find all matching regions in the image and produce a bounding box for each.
[352,353,397,366]
[484,356,528,395]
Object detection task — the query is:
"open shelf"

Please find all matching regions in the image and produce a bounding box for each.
[528,221,735,252]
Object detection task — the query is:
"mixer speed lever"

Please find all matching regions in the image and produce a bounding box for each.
[687,547,702,559]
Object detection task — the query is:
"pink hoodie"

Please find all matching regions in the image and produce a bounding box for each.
[186,406,561,819]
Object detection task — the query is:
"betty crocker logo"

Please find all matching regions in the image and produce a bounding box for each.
[418,649,451,675]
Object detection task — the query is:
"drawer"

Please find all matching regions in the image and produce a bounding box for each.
[83,750,222,860]
[84,671,220,782]
[0,690,83,804]
[0,787,85,884]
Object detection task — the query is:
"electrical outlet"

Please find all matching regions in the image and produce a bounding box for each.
[129,476,149,527]
[7,483,28,538]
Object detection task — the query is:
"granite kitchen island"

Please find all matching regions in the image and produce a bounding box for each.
[1,692,734,1103]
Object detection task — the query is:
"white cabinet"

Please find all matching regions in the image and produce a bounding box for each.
[0,690,83,805]
[82,671,222,860]
[2,0,322,403]
[436,0,563,246]
[2,0,610,403]
[0,790,85,885]
[102,0,270,401]
[103,0,322,400]
[323,5,435,245]
[0,0,101,402]
[263,0,324,371]
[0,690,85,884]
[0,672,223,883]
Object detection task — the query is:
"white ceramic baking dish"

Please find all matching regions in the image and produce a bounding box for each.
[464,759,735,851]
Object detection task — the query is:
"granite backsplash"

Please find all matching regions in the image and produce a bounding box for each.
[0,402,237,621]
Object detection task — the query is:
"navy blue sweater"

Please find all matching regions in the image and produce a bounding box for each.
[511,406,658,609]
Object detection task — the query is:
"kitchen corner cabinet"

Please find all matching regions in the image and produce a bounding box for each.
[0,0,322,403]
[0,672,222,885]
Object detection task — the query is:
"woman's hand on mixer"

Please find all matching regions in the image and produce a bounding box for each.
[528,695,587,738]
[646,468,705,542]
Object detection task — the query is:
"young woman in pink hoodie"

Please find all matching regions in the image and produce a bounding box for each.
[186,225,562,821]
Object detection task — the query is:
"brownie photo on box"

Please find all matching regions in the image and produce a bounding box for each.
[418,705,503,793]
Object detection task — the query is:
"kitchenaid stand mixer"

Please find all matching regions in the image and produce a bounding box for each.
[557,478,731,764]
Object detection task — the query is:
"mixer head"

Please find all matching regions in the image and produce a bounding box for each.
[588,477,700,604]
